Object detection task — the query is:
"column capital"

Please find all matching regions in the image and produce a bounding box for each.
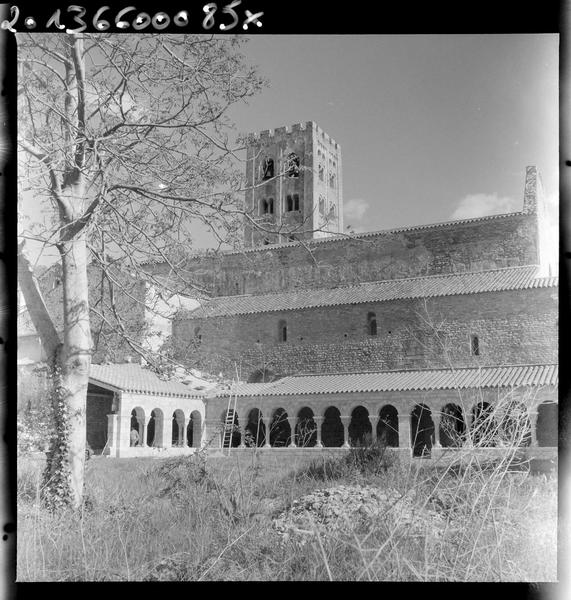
[340,415,351,426]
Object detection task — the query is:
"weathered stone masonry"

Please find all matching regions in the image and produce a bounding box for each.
[152,212,541,297]
[174,286,557,379]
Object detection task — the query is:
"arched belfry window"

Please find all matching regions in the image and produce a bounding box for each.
[329,173,336,188]
[367,312,377,336]
[318,164,324,182]
[278,320,287,342]
[471,335,480,356]
[287,152,300,177]
[262,158,274,180]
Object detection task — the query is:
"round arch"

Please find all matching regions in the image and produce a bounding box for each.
[147,408,164,448]
[378,405,399,447]
[247,368,277,383]
[246,408,266,447]
[348,405,371,447]
[439,404,466,448]
[471,402,496,447]
[322,406,343,447]
[220,408,240,448]
[130,407,145,446]
[270,408,291,447]
[187,410,203,448]
[296,406,317,447]
[411,404,434,457]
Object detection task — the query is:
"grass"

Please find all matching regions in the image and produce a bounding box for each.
[16,447,557,581]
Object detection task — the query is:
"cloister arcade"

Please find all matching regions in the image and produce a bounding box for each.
[209,395,557,456]
[127,405,203,449]
[98,371,557,458]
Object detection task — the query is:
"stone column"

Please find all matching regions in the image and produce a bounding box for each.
[137,417,146,447]
[237,421,248,448]
[314,416,324,448]
[529,410,539,447]
[106,414,120,455]
[368,415,379,444]
[340,416,351,449]
[287,417,297,447]
[431,410,442,448]
[262,417,272,448]
[397,412,412,450]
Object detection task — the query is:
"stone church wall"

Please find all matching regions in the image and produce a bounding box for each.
[151,212,539,297]
[173,287,557,380]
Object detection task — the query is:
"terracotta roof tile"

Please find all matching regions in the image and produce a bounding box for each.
[89,363,204,398]
[180,266,557,319]
[219,364,558,397]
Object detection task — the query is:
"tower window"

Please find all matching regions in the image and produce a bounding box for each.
[194,327,202,346]
[286,195,293,212]
[278,320,287,342]
[287,153,300,177]
[471,335,480,356]
[260,198,274,215]
[293,194,300,211]
[329,173,336,188]
[262,158,274,180]
[318,164,324,182]
[367,312,377,336]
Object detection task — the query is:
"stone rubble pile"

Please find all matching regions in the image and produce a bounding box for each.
[272,484,445,544]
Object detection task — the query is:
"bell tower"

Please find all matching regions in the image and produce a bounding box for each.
[244,121,343,248]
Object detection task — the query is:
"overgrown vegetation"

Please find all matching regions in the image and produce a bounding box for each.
[17,445,557,581]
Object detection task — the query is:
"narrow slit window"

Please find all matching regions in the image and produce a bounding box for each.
[293,194,300,211]
[278,320,288,342]
[367,312,377,336]
[286,195,293,212]
[471,335,480,356]
[268,198,274,214]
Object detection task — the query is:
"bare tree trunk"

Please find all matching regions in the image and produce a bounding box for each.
[18,232,91,509]
[58,233,91,508]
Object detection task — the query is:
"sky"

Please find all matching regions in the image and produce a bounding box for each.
[21,34,559,265]
[228,34,558,235]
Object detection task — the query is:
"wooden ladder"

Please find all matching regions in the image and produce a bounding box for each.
[221,388,238,456]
